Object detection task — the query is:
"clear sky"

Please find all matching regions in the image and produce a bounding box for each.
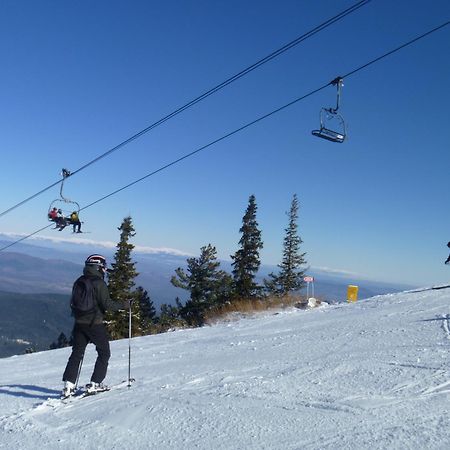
[0,0,449,286]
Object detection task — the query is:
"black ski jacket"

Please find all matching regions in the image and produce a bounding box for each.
[74,265,121,325]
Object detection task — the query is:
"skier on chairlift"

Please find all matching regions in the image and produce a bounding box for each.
[48,207,67,230]
[56,209,67,231]
[69,211,82,233]
[48,207,58,221]
[47,167,83,232]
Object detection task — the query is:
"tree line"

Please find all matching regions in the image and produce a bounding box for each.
[51,194,307,347]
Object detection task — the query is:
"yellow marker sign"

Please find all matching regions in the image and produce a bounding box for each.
[347,285,359,302]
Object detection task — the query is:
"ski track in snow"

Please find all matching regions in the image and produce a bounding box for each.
[0,288,450,449]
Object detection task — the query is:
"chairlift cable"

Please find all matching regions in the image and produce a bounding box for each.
[71,15,450,208]
[0,19,449,253]
[0,0,371,219]
[79,82,331,212]
[342,20,450,79]
[0,224,55,252]
[310,21,450,143]
[69,0,371,179]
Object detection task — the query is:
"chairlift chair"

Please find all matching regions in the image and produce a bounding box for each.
[47,168,80,226]
[312,77,347,143]
[312,108,346,143]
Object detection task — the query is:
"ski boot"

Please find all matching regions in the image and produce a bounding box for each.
[85,382,109,395]
[61,380,76,398]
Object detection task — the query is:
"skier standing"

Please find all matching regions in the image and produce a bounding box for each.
[62,254,125,397]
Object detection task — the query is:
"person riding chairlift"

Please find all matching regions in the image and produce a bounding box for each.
[70,211,82,233]
[48,207,66,230]
[48,207,58,221]
[56,209,67,231]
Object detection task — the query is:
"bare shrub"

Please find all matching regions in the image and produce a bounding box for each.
[204,295,304,324]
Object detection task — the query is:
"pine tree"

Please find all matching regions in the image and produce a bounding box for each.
[50,332,69,349]
[231,195,263,299]
[107,216,140,339]
[264,194,307,296]
[158,302,185,330]
[135,286,156,334]
[171,244,232,326]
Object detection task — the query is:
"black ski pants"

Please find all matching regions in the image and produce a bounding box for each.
[63,323,111,384]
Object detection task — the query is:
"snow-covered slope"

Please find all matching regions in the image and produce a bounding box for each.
[1,287,449,449]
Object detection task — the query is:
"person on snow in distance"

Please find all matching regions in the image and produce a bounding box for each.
[445,241,450,265]
[62,254,126,397]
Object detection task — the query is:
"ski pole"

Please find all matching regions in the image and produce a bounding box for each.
[75,353,84,389]
[127,299,135,387]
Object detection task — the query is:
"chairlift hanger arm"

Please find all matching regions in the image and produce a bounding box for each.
[59,168,73,202]
[311,76,346,143]
[329,76,344,112]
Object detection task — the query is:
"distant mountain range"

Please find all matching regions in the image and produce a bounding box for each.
[0,290,72,358]
[0,239,189,305]
[0,252,80,294]
[0,235,415,358]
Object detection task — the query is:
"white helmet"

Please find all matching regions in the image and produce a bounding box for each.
[85,254,107,273]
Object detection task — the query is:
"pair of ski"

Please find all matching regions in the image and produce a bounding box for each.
[60,379,134,401]
[61,386,110,401]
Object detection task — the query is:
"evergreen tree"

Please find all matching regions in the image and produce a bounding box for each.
[231,195,263,299]
[265,194,307,296]
[171,244,232,326]
[158,301,185,330]
[50,332,69,349]
[107,216,140,339]
[135,286,156,334]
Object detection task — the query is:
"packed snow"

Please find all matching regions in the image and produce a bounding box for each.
[1,287,449,449]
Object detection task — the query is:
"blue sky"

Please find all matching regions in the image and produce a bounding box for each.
[1,0,449,286]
